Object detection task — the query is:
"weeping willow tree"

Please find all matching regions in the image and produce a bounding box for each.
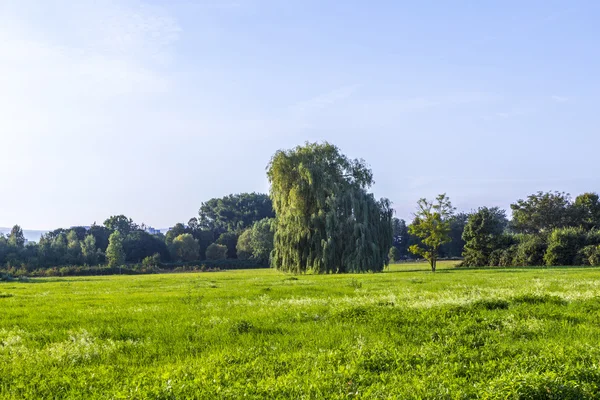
[267,142,393,273]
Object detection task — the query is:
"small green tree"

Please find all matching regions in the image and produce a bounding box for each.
[66,230,83,265]
[408,194,454,272]
[106,231,126,268]
[165,223,189,246]
[236,229,253,260]
[461,207,508,267]
[171,233,200,262]
[142,253,161,269]
[104,215,138,235]
[544,227,586,266]
[206,243,228,260]
[215,232,239,259]
[582,245,600,266]
[81,234,98,265]
[8,225,25,248]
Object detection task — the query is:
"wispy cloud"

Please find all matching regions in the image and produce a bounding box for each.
[0,1,180,131]
[551,95,571,103]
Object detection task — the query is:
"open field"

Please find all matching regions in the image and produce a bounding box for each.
[2,262,600,399]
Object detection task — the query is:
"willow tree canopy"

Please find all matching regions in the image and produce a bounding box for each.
[267,142,393,273]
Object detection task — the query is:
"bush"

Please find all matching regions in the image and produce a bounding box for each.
[0,272,14,282]
[544,227,587,266]
[142,253,161,269]
[514,234,547,266]
[205,243,228,260]
[488,249,503,267]
[498,245,518,267]
[587,230,600,246]
[582,245,600,266]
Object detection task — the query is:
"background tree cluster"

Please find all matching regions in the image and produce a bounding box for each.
[460,191,600,267]
[0,192,275,272]
[4,140,598,275]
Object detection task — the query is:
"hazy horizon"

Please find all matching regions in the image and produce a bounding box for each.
[2,1,599,230]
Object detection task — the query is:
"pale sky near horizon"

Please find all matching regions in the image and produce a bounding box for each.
[1,0,599,230]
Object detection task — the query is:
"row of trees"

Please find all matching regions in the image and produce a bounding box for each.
[2,141,598,274]
[1,142,397,274]
[460,192,600,268]
[0,193,276,271]
[402,190,600,271]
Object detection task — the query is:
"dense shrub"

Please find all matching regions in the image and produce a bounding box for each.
[587,230,600,246]
[582,245,600,266]
[544,227,587,266]
[206,243,228,260]
[498,245,518,267]
[514,234,547,266]
[488,249,503,267]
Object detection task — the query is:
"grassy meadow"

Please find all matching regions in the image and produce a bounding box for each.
[2,262,600,399]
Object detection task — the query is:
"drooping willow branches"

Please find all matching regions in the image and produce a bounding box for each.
[267,142,393,273]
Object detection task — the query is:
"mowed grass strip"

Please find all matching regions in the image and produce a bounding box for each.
[2,262,600,399]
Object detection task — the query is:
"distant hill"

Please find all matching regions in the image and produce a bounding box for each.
[0,227,48,243]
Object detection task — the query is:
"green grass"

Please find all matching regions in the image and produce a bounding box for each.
[3,262,600,399]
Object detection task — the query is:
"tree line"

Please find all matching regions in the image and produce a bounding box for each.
[0,193,276,275]
[1,142,599,275]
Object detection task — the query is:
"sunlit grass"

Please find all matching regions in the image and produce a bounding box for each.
[2,263,600,398]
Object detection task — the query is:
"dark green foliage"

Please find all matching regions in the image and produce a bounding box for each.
[205,243,228,260]
[498,244,519,267]
[391,218,410,259]
[69,226,89,241]
[170,234,200,262]
[544,227,587,266]
[165,223,189,246]
[268,142,392,273]
[388,246,399,262]
[440,212,469,258]
[8,225,25,248]
[514,234,547,266]
[88,224,111,252]
[236,218,275,265]
[472,298,510,310]
[461,207,508,267]
[103,215,139,235]
[582,245,600,266]
[216,231,239,259]
[198,193,274,233]
[512,294,567,306]
[573,192,600,230]
[586,230,600,246]
[510,191,573,234]
[142,253,161,269]
[123,231,170,263]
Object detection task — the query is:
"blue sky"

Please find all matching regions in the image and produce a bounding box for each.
[1,0,599,230]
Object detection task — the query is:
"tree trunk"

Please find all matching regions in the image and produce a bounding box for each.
[431,254,436,272]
